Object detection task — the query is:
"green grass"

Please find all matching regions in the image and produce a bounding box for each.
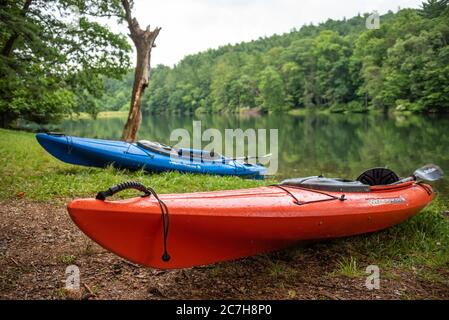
[417,269,449,286]
[0,128,274,201]
[334,256,364,278]
[287,108,327,117]
[287,109,308,117]
[267,261,298,280]
[326,198,449,270]
[69,111,128,120]
[59,254,77,264]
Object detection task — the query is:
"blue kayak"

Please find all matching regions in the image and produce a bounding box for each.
[36,133,266,178]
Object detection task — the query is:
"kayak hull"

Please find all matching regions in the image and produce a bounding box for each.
[67,181,434,269]
[36,133,266,178]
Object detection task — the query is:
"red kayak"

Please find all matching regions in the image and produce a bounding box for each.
[67,166,440,269]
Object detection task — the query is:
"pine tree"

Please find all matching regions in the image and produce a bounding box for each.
[420,0,449,19]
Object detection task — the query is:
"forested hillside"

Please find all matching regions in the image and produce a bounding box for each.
[100,4,449,115]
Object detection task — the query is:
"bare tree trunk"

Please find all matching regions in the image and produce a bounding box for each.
[120,0,160,142]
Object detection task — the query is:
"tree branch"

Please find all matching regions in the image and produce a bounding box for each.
[120,0,134,27]
[1,0,33,57]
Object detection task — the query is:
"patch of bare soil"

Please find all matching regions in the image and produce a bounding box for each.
[1,200,448,300]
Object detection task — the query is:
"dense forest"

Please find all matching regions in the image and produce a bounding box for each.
[1,1,449,126]
[101,3,449,116]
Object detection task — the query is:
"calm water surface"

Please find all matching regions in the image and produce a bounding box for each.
[52,112,449,197]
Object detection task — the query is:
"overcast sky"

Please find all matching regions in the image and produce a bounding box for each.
[115,0,424,66]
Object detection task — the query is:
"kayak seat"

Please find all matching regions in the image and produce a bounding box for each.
[356,167,400,186]
[280,176,371,193]
[137,140,175,157]
[137,140,222,161]
[281,168,400,193]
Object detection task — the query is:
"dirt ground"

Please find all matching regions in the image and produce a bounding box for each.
[1,199,448,300]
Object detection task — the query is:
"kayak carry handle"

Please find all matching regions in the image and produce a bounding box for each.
[96,181,151,200]
[95,181,171,263]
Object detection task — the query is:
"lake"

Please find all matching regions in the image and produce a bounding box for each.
[49,112,449,197]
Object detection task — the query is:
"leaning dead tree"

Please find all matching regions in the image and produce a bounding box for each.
[120,0,161,142]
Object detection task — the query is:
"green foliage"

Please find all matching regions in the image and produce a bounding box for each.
[94,4,449,115]
[420,0,449,19]
[0,0,131,126]
[140,19,364,114]
[258,66,288,111]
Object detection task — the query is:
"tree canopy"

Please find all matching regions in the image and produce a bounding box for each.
[0,0,131,126]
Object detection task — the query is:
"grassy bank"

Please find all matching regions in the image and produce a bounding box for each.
[69,111,128,120]
[1,128,449,298]
[0,129,273,201]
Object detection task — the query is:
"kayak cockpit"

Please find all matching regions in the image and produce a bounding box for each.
[281,177,371,192]
[280,167,403,193]
[136,140,224,161]
[136,140,174,157]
